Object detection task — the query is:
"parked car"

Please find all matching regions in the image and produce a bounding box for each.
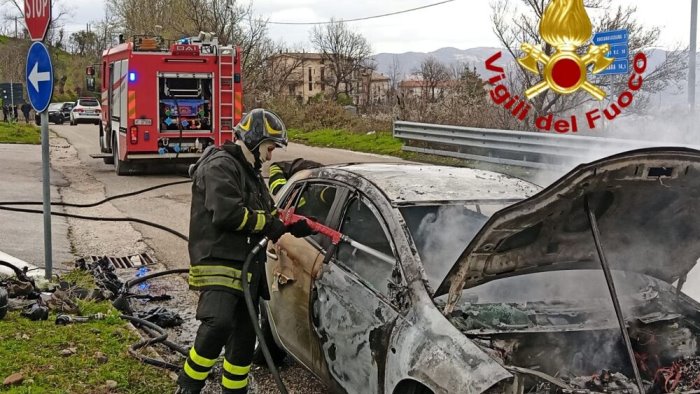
[70,97,101,125]
[260,148,700,394]
[60,102,74,121]
[34,102,68,125]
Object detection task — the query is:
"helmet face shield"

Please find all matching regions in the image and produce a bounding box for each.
[234,109,288,152]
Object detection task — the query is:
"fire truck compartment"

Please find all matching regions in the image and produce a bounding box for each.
[158,72,212,132]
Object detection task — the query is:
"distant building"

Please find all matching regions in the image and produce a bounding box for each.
[398,79,458,100]
[356,71,391,106]
[268,52,391,106]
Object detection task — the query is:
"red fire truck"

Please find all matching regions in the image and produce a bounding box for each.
[94,33,243,175]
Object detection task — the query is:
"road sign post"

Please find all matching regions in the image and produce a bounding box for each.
[25,41,54,279]
[592,29,630,76]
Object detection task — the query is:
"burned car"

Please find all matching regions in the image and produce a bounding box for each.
[261,147,700,394]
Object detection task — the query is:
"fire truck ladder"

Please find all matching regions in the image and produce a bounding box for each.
[218,46,236,144]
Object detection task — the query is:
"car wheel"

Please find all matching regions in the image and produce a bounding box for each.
[57,119,64,125]
[252,302,287,366]
[113,135,132,176]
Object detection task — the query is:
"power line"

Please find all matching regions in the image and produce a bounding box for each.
[268,0,456,25]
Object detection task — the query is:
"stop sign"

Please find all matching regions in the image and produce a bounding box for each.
[24,0,51,41]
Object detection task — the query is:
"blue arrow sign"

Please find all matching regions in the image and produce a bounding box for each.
[25,42,54,113]
[593,29,630,76]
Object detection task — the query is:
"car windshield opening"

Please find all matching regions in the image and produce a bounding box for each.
[400,201,514,289]
[48,104,63,111]
[79,100,99,107]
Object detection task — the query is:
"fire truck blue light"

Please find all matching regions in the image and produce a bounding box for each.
[129,72,136,82]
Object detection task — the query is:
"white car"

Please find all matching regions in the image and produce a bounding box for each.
[70,97,101,125]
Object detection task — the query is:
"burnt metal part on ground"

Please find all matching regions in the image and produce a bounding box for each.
[88,266,192,370]
[76,257,124,296]
[83,253,157,269]
[20,301,49,321]
[137,306,183,328]
[55,313,106,325]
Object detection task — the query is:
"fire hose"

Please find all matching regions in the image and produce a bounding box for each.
[241,209,395,394]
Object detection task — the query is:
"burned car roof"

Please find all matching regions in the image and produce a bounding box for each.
[329,163,540,204]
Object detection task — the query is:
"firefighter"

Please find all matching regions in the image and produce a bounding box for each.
[268,158,323,196]
[177,109,315,394]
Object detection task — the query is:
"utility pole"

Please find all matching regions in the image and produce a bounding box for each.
[14,16,18,38]
[690,0,698,112]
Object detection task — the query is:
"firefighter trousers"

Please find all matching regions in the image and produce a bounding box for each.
[178,290,258,393]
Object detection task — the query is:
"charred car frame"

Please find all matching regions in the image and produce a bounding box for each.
[261,147,700,394]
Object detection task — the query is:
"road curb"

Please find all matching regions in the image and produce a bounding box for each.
[0,250,39,276]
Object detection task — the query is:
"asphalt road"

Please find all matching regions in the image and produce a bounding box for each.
[0,144,73,267]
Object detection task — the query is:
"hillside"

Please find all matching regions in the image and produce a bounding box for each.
[0,35,97,103]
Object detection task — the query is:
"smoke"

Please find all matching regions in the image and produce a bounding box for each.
[403,204,493,289]
[531,107,700,186]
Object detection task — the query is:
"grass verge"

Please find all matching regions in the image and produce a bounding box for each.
[0,270,176,394]
[0,122,41,144]
[288,128,403,156]
[288,128,541,182]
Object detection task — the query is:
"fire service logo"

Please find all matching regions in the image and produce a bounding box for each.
[485,0,648,133]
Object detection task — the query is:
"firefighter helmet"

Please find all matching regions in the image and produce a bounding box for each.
[234,109,288,152]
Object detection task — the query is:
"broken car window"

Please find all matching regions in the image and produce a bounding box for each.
[336,197,395,297]
[295,183,338,245]
[401,203,510,289]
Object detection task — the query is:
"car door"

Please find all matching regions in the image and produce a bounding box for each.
[312,192,401,394]
[266,181,346,369]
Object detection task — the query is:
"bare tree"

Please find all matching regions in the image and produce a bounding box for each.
[491,0,687,117]
[259,50,306,97]
[310,18,373,100]
[388,55,402,92]
[1,0,71,42]
[415,56,451,102]
[69,30,99,56]
[108,0,172,37]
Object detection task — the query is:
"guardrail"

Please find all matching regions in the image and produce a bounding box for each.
[393,121,699,170]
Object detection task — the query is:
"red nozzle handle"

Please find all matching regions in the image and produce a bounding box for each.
[278,209,343,245]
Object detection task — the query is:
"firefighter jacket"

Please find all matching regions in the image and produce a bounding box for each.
[268,158,322,195]
[188,141,276,298]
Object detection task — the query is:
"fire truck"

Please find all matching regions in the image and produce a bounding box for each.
[94,33,243,175]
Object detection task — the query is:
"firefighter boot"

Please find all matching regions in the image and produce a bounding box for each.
[173,385,200,394]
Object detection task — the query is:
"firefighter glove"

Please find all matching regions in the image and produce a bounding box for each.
[264,217,287,242]
[287,219,317,238]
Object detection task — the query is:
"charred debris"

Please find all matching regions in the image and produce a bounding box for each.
[0,257,188,371]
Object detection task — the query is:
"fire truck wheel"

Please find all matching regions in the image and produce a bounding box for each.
[113,135,134,176]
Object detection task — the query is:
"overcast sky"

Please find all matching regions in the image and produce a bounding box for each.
[48,0,698,53]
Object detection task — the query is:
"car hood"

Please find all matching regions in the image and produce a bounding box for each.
[435,147,700,298]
